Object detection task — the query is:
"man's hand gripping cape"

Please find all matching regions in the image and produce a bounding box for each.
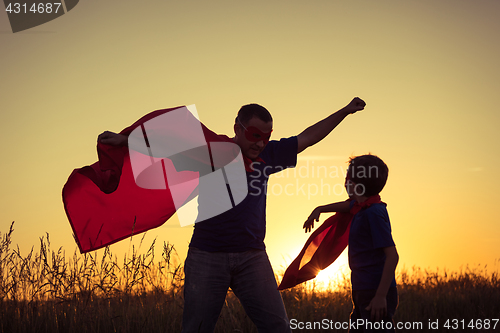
[62,107,237,253]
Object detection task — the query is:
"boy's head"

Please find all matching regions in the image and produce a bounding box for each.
[233,104,273,160]
[346,154,388,197]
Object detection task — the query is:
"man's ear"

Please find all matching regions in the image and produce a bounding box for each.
[234,123,242,137]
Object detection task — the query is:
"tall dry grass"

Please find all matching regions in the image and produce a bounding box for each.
[1,221,499,332]
[0,221,185,332]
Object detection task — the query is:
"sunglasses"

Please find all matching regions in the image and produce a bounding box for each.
[238,119,273,144]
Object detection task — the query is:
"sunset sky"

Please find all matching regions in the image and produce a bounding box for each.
[1,0,499,284]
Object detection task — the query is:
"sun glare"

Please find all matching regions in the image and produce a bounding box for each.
[309,250,350,292]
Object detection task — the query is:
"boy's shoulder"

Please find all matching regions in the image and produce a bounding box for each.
[351,201,390,224]
[365,202,388,213]
[364,202,389,219]
[350,200,388,213]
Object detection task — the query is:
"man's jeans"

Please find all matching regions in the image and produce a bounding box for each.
[181,247,291,333]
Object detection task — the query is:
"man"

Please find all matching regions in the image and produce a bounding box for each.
[98,97,366,332]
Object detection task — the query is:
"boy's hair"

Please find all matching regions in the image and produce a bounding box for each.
[235,104,273,125]
[347,154,389,197]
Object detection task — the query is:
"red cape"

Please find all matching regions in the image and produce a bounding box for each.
[277,196,382,290]
[62,106,234,253]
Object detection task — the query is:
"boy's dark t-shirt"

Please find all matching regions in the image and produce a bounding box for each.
[348,201,396,291]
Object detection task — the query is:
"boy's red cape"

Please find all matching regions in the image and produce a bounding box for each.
[62,106,236,253]
[277,195,382,290]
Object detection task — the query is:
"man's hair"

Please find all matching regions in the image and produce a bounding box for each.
[235,104,273,125]
[347,154,389,197]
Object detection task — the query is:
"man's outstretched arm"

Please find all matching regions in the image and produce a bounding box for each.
[296,97,366,153]
[98,131,127,146]
[98,131,162,157]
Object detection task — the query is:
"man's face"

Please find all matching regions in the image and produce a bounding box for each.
[234,116,273,160]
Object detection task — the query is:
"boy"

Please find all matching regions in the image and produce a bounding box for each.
[303,154,399,332]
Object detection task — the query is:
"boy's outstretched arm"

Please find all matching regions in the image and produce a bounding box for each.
[296,97,366,154]
[303,200,351,232]
[366,246,399,321]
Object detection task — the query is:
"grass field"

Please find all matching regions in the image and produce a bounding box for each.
[1,222,499,332]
